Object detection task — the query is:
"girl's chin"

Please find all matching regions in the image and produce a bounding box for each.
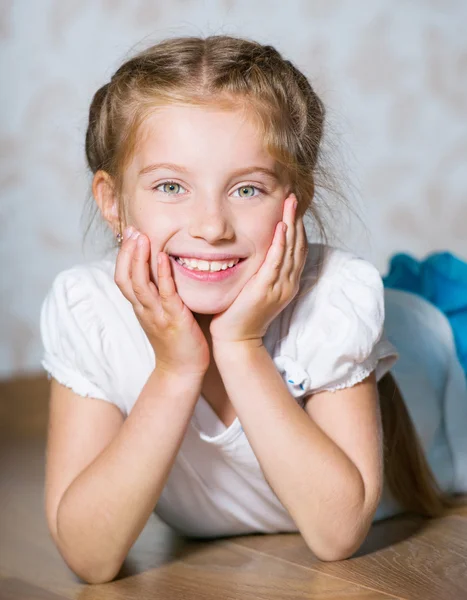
[183,300,230,315]
[178,292,234,315]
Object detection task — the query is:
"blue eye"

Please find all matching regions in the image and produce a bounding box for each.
[155,181,186,194]
[233,185,262,198]
[153,182,264,198]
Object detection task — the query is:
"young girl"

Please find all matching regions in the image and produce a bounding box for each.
[40,35,467,584]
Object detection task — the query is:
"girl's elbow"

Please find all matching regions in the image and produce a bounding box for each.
[311,535,364,562]
[303,476,381,562]
[305,505,377,562]
[74,559,123,585]
[321,480,381,561]
[55,535,124,584]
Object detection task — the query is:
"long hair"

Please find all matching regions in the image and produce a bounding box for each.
[378,371,455,516]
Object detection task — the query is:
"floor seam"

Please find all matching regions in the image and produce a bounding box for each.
[224,540,406,600]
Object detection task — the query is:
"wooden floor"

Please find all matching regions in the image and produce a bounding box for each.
[1,374,467,600]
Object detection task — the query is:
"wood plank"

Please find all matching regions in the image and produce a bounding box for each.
[231,515,467,600]
[75,542,400,600]
[0,373,50,438]
[0,577,69,599]
[446,499,467,517]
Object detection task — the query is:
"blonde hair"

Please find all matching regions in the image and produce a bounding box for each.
[84,34,454,518]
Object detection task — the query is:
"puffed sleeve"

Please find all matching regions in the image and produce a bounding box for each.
[272,247,399,399]
[40,266,125,412]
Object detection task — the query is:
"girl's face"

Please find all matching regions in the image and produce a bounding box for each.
[121,104,289,315]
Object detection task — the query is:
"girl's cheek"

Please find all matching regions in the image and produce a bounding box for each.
[262,222,280,246]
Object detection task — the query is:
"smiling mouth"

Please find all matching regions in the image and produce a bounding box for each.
[172,256,245,272]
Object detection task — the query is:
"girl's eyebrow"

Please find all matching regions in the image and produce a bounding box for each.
[138,162,280,181]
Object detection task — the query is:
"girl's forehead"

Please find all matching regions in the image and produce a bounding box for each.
[133,104,273,163]
[139,103,260,136]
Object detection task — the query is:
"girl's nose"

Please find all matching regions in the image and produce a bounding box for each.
[188,202,235,243]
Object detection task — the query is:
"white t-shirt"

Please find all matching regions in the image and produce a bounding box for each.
[40,243,399,538]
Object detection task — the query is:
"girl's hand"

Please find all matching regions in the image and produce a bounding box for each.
[210,194,308,346]
[114,227,211,377]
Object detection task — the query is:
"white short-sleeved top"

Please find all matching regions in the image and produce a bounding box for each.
[40,242,399,538]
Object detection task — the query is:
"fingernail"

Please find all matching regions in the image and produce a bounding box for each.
[137,235,144,247]
[131,230,140,240]
[123,226,132,240]
[293,199,298,210]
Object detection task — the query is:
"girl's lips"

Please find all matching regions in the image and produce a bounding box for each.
[170,256,246,282]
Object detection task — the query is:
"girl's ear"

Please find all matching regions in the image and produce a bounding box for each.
[92,170,121,235]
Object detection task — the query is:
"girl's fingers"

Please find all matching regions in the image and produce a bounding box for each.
[283,195,297,279]
[156,252,177,301]
[257,194,302,289]
[114,230,140,305]
[258,220,287,287]
[115,229,185,325]
[156,253,186,316]
[295,216,308,269]
[131,234,160,308]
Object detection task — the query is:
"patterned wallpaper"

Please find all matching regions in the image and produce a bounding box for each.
[1,0,466,377]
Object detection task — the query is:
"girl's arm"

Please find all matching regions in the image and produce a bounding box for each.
[46,367,204,584]
[213,341,383,561]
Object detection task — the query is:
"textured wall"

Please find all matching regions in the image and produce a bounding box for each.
[1,0,466,377]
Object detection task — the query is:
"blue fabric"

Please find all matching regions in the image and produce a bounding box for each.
[382,251,467,380]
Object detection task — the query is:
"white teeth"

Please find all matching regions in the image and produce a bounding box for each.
[176,257,240,272]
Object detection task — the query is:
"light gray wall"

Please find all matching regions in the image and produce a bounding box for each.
[1,0,466,377]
